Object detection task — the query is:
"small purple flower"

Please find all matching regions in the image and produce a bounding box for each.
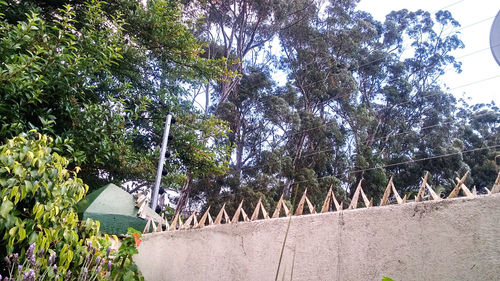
[106,246,111,257]
[85,254,90,263]
[107,260,112,272]
[64,270,71,281]
[23,269,35,281]
[87,241,91,251]
[4,256,10,266]
[92,247,96,256]
[28,254,36,266]
[13,253,19,264]
[18,264,23,272]
[95,265,101,274]
[26,243,35,257]
[95,256,101,265]
[48,253,56,266]
[53,264,58,275]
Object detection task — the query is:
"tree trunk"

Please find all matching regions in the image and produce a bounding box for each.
[175,173,193,216]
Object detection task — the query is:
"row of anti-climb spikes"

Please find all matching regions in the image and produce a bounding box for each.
[143,171,500,233]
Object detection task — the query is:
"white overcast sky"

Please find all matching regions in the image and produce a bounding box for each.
[357,0,500,105]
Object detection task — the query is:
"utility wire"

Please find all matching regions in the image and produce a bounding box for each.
[272,20,499,141]
[242,109,497,172]
[254,71,500,156]
[215,143,500,201]
[439,0,465,11]
[298,143,500,183]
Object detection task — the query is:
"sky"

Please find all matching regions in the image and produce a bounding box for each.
[357,0,500,105]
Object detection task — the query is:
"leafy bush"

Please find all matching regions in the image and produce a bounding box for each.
[0,132,141,280]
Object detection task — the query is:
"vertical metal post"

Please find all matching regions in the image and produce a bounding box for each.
[151,114,172,211]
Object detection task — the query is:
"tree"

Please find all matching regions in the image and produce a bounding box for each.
[0,0,233,204]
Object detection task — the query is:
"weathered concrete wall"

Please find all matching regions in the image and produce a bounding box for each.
[134,194,500,281]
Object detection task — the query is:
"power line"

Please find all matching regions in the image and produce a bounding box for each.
[439,0,465,11]
[258,71,500,155]
[242,110,496,172]
[215,143,500,201]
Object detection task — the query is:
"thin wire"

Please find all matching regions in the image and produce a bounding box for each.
[439,0,465,11]
[273,32,499,141]
[299,110,497,159]
[216,143,500,200]
[245,72,500,161]
[242,109,496,172]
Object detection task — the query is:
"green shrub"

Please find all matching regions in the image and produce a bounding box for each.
[0,131,113,279]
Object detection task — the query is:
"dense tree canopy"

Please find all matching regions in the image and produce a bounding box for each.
[0,0,498,216]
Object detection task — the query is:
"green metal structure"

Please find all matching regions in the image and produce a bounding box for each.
[77,183,158,235]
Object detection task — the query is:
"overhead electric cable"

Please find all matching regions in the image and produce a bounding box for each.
[215,143,500,200]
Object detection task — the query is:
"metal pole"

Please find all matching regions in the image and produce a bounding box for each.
[151,114,172,211]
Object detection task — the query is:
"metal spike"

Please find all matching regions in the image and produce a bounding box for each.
[198,206,211,228]
[151,220,157,232]
[272,195,284,218]
[305,196,316,214]
[455,177,474,197]
[193,212,199,227]
[170,213,179,230]
[425,182,442,201]
[448,171,469,199]
[415,172,429,202]
[349,180,363,209]
[214,203,226,225]
[295,188,308,215]
[223,208,231,224]
[380,178,393,206]
[181,212,195,229]
[251,198,262,221]
[208,212,213,225]
[485,187,492,195]
[321,187,333,212]
[391,180,403,204]
[241,206,250,222]
[232,200,244,223]
[161,214,169,231]
[260,201,270,219]
[360,187,371,207]
[143,219,151,233]
[492,172,500,193]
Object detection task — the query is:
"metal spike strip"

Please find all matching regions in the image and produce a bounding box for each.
[349,180,369,209]
[448,171,469,199]
[415,172,430,202]
[272,195,290,218]
[492,172,500,193]
[214,203,226,225]
[294,188,308,215]
[198,206,211,228]
[144,171,500,233]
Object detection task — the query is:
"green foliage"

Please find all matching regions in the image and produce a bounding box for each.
[382,277,395,281]
[0,132,137,280]
[111,228,143,281]
[0,0,232,193]
[0,132,88,258]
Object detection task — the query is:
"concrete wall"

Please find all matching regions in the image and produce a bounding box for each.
[134,194,500,281]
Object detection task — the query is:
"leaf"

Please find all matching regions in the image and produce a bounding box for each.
[382,277,395,281]
[18,226,26,241]
[0,199,13,218]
